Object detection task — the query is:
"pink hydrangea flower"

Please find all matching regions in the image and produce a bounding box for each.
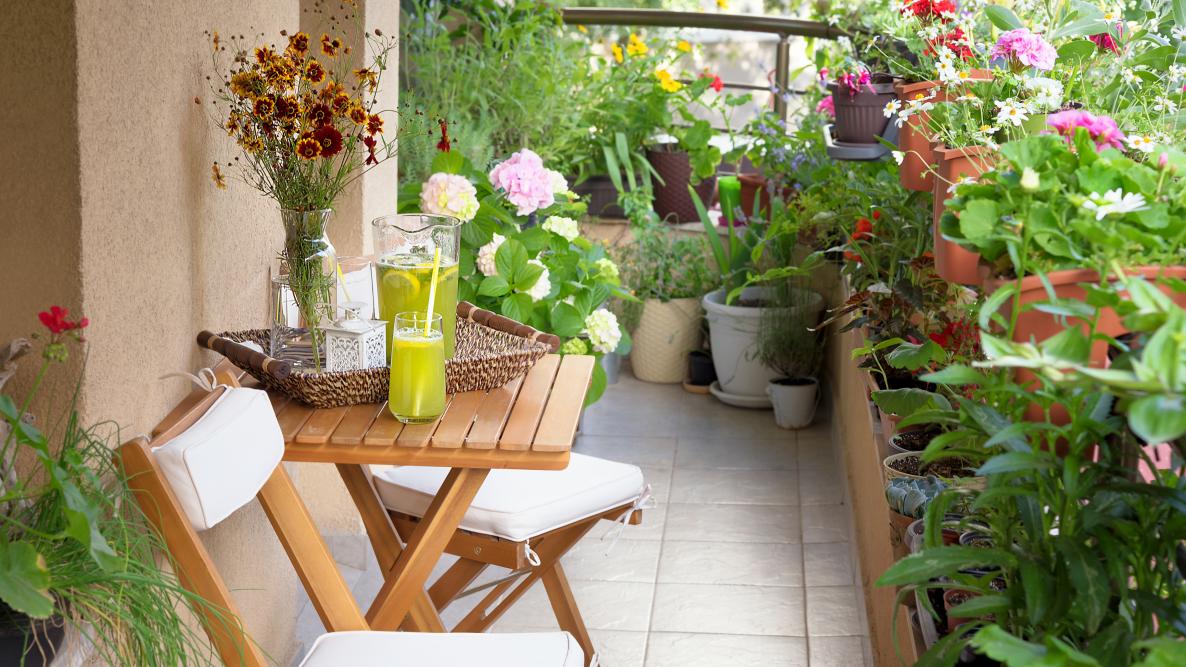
[990,28,1057,71]
[1046,110,1126,150]
[488,149,555,215]
[816,95,835,118]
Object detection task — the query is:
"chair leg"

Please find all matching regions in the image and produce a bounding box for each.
[429,558,488,612]
[541,561,595,666]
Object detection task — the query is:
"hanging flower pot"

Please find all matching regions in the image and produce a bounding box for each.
[932,144,995,285]
[828,75,896,144]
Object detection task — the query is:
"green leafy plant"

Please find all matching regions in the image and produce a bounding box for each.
[0,310,220,665]
[613,222,716,331]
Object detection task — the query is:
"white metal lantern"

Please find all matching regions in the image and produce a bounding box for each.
[324,302,388,372]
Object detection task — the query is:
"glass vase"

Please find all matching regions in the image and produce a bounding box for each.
[271,208,336,373]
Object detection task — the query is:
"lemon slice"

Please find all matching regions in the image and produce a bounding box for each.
[382,268,420,296]
[438,264,459,280]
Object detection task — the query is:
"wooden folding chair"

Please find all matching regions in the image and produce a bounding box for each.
[346,454,650,665]
[118,370,584,667]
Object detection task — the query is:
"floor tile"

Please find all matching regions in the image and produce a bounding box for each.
[645,633,808,667]
[563,538,662,583]
[640,466,671,504]
[664,503,801,543]
[497,579,655,631]
[805,586,864,637]
[669,468,798,505]
[803,543,855,587]
[796,428,840,469]
[576,434,677,469]
[675,437,797,470]
[650,583,805,636]
[658,541,803,587]
[590,629,648,667]
[809,635,870,667]
[798,465,846,505]
[800,504,853,544]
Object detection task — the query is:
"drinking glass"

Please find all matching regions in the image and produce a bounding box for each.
[388,312,446,424]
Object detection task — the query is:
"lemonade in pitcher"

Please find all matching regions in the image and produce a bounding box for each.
[389,312,446,424]
[377,255,458,358]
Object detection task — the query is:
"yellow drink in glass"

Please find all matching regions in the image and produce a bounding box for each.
[377,254,459,359]
[389,312,447,424]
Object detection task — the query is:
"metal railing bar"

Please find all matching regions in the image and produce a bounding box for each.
[560,8,846,40]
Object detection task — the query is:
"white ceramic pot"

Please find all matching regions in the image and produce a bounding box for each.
[631,297,702,384]
[767,377,819,429]
[702,287,824,399]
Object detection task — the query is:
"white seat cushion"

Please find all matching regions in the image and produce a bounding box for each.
[299,631,583,667]
[372,453,645,541]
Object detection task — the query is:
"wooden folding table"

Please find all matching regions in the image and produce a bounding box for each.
[267,353,594,633]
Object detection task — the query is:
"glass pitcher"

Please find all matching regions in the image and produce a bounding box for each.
[371,214,462,358]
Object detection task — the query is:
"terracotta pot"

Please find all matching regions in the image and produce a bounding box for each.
[894,80,940,192]
[888,508,915,562]
[738,172,770,218]
[943,589,980,633]
[647,145,717,224]
[932,144,996,285]
[829,79,896,144]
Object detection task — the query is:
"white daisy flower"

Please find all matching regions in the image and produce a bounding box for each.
[883,99,902,118]
[936,60,959,83]
[1173,26,1186,41]
[1128,135,1155,153]
[1121,68,1140,84]
[994,98,1029,127]
[1153,96,1179,113]
[1081,189,1148,220]
[892,150,905,165]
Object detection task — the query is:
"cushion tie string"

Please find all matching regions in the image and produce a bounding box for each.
[160,368,221,392]
[600,484,656,555]
[523,541,542,567]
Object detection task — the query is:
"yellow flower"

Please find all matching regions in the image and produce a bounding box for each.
[626,34,648,57]
[576,25,588,34]
[677,40,692,53]
[716,0,730,8]
[611,43,624,64]
[228,71,261,98]
[239,135,265,154]
[655,68,683,93]
[296,136,322,160]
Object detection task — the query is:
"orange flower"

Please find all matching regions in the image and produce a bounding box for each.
[211,163,226,189]
[347,103,367,125]
[366,113,383,135]
[320,33,342,57]
[287,31,310,56]
[331,92,351,114]
[254,46,278,65]
[353,67,379,91]
[304,59,326,85]
[296,136,321,159]
[253,96,275,119]
[306,103,332,128]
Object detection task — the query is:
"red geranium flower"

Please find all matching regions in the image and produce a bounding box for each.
[853,217,874,240]
[1089,31,1120,53]
[709,74,724,93]
[313,125,343,157]
[39,306,88,335]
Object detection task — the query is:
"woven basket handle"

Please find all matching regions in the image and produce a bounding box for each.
[197,331,292,380]
[457,302,561,352]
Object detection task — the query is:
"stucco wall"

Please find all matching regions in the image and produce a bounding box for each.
[3,1,399,663]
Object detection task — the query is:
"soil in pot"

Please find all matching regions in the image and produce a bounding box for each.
[944,589,980,633]
[889,428,941,454]
[888,454,977,478]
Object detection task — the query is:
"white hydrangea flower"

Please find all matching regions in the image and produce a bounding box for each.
[594,257,619,283]
[542,215,580,242]
[546,169,570,196]
[476,234,505,277]
[584,309,622,354]
[420,173,479,222]
[523,260,551,301]
[1023,77,1063,112]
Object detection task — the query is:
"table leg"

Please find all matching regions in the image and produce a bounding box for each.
[366,467,490,630]
[336,463,446,632]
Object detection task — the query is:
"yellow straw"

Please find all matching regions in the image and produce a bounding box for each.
[424,248,441,336]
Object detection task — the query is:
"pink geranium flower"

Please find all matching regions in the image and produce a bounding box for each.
[1046,110,1126,150]
[488,149,555,216]
[990,28,1057,71]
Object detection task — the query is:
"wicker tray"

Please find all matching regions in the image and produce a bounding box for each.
[200,302,559,409]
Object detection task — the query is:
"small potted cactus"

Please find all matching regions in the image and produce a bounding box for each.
[884,476,946,561]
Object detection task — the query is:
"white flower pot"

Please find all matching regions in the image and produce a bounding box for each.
[767,377,819,429]
[631,297,702,384]
[702,287,824,400]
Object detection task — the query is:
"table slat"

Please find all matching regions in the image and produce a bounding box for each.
[396,397,451,448]
[364,404,404,446]
[277,402,316,442]
[465,376,524,450]
[331,403,384,445]
[497,355,562,451]
[296,406,350,445]
[430,391,485,448]
[532,355,595,452]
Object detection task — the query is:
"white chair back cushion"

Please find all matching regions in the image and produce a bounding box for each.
[299,631,584,667]
[151,387,283,531]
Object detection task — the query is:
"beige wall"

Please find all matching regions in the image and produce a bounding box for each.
[3,1,400,663]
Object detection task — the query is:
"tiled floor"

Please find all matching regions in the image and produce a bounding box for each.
[294,369,872,666]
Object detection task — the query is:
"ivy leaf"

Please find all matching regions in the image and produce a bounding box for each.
[0,537,54,619]
[478,275,511,297]
[495,238,528,282]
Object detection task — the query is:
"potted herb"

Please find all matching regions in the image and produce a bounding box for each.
[615,223,716,383]
[0,311,213,665]
[758,285,825,429]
